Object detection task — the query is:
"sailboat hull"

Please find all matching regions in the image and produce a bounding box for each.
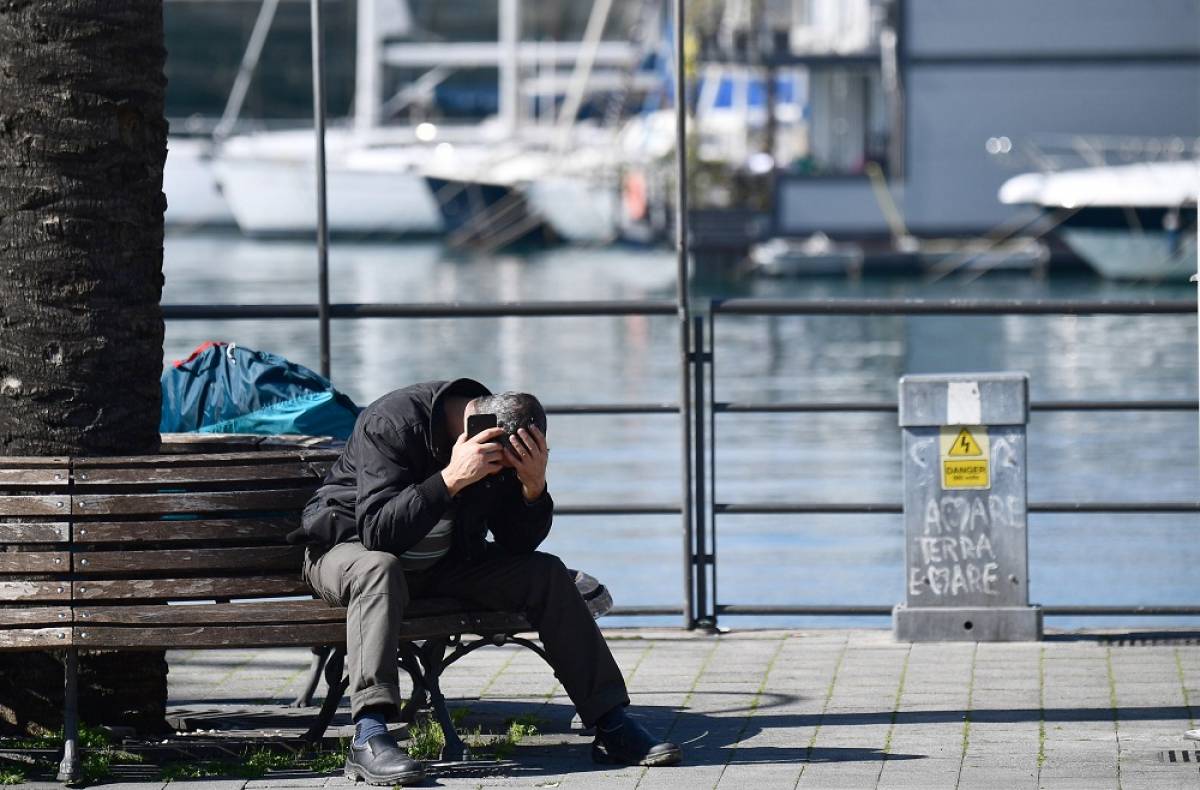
[214,156,442,237]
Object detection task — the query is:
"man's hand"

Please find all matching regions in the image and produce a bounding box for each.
[504,424,549,501]
[442,427,506,497]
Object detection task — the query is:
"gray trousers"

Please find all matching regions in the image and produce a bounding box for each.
[303,542,629,726]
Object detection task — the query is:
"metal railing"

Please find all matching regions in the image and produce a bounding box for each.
[692,297,1200,627]
[164,300,689,621]
[164,296,1200,628]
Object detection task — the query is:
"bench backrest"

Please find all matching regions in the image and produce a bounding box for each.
[0,435,340,651]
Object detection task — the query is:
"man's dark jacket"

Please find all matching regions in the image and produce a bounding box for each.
[288,379,553,562]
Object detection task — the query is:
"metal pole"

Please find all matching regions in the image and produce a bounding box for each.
[310,0,332,379]
[692,316,708,626]
[672,0,694,629]
[56,648,80,783]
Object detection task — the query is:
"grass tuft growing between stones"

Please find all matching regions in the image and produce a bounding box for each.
[405,709,542,762]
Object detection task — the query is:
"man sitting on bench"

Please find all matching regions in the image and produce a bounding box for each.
[290,378,682,786]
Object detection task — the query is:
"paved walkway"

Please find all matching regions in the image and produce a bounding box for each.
[14,629,1200,789]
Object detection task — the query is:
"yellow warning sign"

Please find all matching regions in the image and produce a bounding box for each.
[947,427,983,457]
[939,426,990,490]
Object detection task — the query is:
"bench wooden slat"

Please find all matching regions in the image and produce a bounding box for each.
[73,489,311,516]
[0,606,71,626]
[75,450,340,468]
[0,457,70,469]
[76,600,341,625]
[73,546,304,575]
[0,522,70,543]
[73,623,345,649]
[0,551,70,574]
[73,576,312,601]
[69,612,533,650]
[0,627,71,649]
[74,463,323,488]
[0,581,71,601]
[74,518,295,544]
[0,495,69,516]
[0,469,70,487]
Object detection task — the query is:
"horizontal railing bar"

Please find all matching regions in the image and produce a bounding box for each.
[717,605,893,615]
[716,503,903,514]
[1033,399,1200,412]
[716,402,896,413]
[1043,606,1200,616]
[606,606,685,617]
[163,301,677,320]
[714,502,1200,514]
[544,403,679,415]
[1032,502,1200,513]
[709,298,1197,316]
[554,504,682,515]
[712,605,1200,616]
[714,399,1199,413]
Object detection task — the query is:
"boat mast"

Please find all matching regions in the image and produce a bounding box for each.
[214,0,281,140]
[499,0,521,137]
[554,0,615,151]
[355,0,382,135]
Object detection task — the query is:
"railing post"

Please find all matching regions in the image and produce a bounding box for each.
[707,309,718,626]
[691,315,716,629]
[679,314,694,629]
[671,0,693,630]
[310,0,331,379]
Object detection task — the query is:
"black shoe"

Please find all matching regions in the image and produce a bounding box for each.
[592,716,682,767]
[345,734,425,786]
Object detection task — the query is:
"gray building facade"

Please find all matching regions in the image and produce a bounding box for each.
[777,0,1200,237]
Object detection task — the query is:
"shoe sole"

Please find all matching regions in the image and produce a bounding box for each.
[593,745,683,767]
[344,760,425,786]
[639,747,682,767]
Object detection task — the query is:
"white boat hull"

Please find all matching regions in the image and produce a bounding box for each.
[1060,227,1198,281]
[523,175,620,244]
[212,155,442,236]
[164,137,236,227]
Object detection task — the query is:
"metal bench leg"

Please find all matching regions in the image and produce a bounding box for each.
[396,642,431,725]
[418,639,467,762]
[398,683,428,725]
[56,648,81,784]
[302,646,347,743]
[291,645,332,708]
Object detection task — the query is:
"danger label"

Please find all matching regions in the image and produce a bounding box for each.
[947,427,983,456]
[939,426,990,490]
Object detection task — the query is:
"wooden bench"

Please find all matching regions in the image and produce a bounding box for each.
[0,435,546,782]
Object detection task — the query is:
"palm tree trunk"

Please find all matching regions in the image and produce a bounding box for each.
[0,0,168,734]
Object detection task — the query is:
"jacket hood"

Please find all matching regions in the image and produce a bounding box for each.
[429,378,491,462]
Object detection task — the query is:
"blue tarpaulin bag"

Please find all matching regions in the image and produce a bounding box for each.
[160,342,360,440]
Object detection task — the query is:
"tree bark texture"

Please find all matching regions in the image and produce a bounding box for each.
[0,0,168,734]
[0,0,167,455]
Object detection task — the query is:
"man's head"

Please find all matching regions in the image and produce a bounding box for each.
[466,392,547,439]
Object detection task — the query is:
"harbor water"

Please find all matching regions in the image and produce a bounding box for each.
[163,232,1200,630]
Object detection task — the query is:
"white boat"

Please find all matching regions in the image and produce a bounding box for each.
[423,134,625,247]
[212,127,458,237]
[999,160,1200,280]
[164,136,236,227]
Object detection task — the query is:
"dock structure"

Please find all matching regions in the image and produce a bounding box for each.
[9,628,1190,788]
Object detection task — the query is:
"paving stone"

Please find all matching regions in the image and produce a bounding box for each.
[133,630,1200,790]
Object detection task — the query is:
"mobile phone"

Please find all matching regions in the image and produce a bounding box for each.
[466,412,498,439]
